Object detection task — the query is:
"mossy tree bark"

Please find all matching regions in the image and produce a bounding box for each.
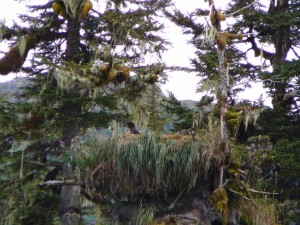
[59,17,82,225]
[208,1,230,187]
[217,49,229,156]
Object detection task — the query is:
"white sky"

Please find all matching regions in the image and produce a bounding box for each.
[0,0,271,105]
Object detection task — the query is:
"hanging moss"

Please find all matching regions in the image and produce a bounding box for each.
[217,32,243,50]
[211,187,228,225]
[226,154,254,202]
[210,8,226,29]
[225,111,243,136]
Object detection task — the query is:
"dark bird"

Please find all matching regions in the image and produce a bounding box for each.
[125,122,140,134]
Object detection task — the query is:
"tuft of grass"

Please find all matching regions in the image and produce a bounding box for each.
[70,126,223,201]
[238,198,279,225]
[136,207,155,225]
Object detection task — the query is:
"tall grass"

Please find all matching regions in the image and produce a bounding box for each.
[70,126,223,201]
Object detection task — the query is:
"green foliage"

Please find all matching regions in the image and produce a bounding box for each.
[0,140,61,224]
[0,99,20,136]
[247,135,271,149]
[1,0,174,222]
[1,0,299,223]
[270,139,300,199]
[136,207,155,225]
[257,107,300,142]
[164,92,195,132]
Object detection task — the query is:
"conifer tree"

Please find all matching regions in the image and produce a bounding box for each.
[0,0,171,223]
[227,0,300,140]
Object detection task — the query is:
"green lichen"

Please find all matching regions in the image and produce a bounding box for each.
[211,187,228,225]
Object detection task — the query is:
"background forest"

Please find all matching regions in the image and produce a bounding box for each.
[0,0,299,225]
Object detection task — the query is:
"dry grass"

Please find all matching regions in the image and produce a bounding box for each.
[237,198,279,225]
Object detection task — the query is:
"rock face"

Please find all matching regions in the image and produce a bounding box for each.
[85,170,243,225]
[100,187,242,225]
[154,194,222,225]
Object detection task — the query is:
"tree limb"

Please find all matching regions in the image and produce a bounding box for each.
[247,188,278,195]
[245,36,275,61]
[227,0,259,17]
[291,47,300,59]
[40,180,84,186]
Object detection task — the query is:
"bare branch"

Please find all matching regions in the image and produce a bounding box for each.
[291,47,300,59]
[227,0,259,17]
[246,36,275,61]
[168,186,187,210]
[228,188,251,200]
[247,188,279,195]
[40,180,84,186]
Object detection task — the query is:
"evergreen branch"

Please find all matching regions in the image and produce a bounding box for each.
[164,66,195,72]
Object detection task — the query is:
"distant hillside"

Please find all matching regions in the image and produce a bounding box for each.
[180,99,198,109]
[1,78,199,106]
[0,78,32,102]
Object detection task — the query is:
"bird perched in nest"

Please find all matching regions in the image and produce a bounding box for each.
[125,122,140,134]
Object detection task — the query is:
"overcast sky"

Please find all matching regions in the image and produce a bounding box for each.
[0,0,271,104]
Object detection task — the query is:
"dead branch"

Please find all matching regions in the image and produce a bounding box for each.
[228,188,251,200]
[291,47,300,59]
[168,186,187,210]
[29,161,46,166]
[246,36,275,61]
[40,180,84,186]
[227,0,259,17]
[247,188,278,195]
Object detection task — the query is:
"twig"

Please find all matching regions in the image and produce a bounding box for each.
[247,188,278,195]
[228,188,251,200]
[91,9,102,16]
[237,169,247,175]
[40,180,84,186]
[168,186,187,210]
[29,161,46,166]
[219,166,224,187]
[291,47,300,59]
[227,0,259,17]
[223,179,229,187]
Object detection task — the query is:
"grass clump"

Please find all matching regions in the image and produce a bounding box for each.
[69,127,223,201]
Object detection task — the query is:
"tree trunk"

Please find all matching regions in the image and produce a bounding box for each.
[270,0,291,112]
[218,50,229,155]
[59,17,82,225]
[209,1,230,187]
